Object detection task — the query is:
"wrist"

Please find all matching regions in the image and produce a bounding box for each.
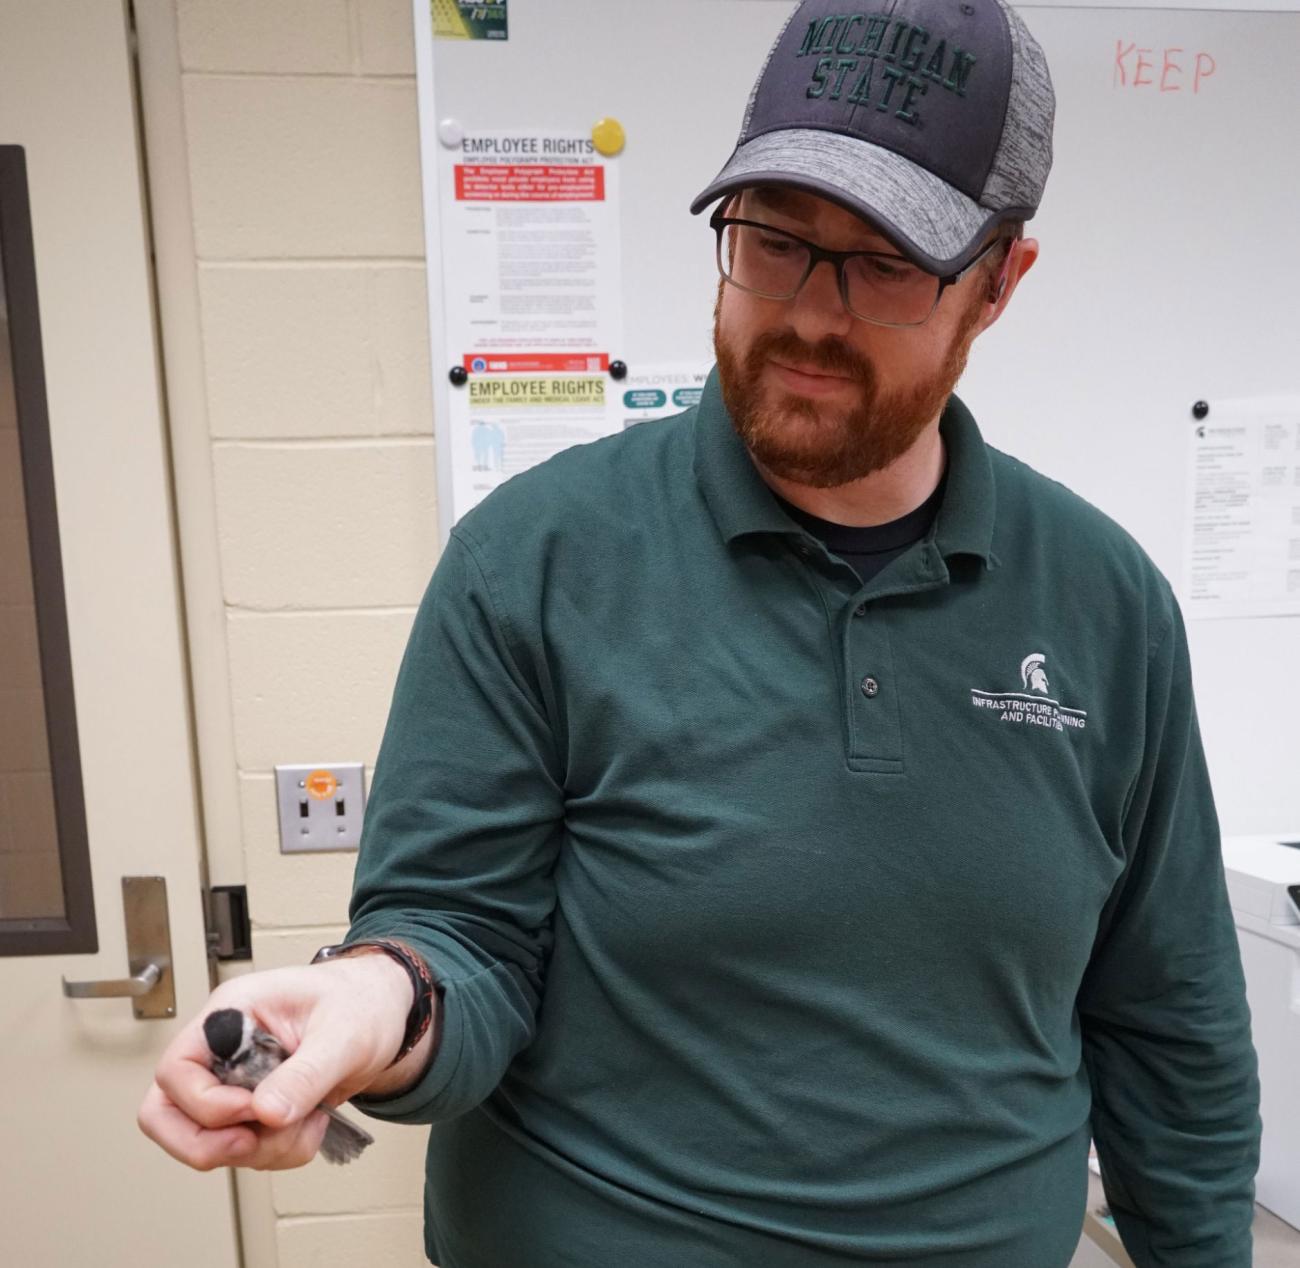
[310,948,410,1069]
[311,938,438,1069]
[338,945,414,1010]
[357,1022,438,1101]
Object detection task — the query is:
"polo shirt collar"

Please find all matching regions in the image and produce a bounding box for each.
[692,366,996,567]
[931,391,997,567]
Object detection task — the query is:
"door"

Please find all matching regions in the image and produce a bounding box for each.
[0,2,241,1264]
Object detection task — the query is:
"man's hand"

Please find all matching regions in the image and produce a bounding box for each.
[137,953,433,1171]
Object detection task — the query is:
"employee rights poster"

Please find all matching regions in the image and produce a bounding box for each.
[466,373,609,480]
[439,129,625,517]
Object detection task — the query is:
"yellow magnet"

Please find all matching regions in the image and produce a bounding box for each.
[591,117,626,158]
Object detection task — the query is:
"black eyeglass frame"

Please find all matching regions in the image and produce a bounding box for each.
[710,210,1011,329]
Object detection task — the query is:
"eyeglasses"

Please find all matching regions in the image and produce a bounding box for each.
[710,210,1008,329]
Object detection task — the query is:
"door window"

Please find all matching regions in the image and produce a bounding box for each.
[0,146,94,953]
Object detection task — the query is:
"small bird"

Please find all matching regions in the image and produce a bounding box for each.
[203,1007,375,1165]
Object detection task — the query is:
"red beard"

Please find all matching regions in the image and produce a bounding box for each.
[713,288,983,489]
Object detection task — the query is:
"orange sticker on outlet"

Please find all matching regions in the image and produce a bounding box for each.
[305,770,338,800]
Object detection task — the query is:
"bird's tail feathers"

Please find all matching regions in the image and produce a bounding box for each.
[319,1105,375,1165]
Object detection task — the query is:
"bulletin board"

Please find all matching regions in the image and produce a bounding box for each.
[413,0,1300,838]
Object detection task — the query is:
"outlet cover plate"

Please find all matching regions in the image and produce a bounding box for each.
[275,763,366,853]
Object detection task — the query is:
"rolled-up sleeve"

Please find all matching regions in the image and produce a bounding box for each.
[345,528,564,1124]
[1077,598,1262,1266]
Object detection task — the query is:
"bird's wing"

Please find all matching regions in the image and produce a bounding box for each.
[249,1026,290,1059]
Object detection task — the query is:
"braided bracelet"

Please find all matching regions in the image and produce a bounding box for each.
[311,937,439,1068]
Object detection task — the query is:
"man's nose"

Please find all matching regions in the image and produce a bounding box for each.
[788,259,855,343]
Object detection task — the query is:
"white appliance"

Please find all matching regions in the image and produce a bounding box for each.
[1222,834,1300,1232]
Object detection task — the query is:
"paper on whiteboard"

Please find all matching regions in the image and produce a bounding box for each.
[439,129,624,363]
[1184,396,1300,620]
[449,373,615,519]
[439,129,626,523]
[619,362,713,429]
[432,0,507,42]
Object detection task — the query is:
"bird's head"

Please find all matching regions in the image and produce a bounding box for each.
[203,1007,251,1065]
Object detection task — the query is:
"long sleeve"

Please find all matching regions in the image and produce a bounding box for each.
[1076,598,1261,1266]
[345,528,565,1124]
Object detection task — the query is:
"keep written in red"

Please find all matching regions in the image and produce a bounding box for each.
[1114,42,1217,92]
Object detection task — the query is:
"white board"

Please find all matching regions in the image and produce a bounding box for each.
[416,1,1300,836]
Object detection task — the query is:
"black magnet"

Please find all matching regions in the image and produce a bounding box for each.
[1192,400,1209,420]
[449,366,468,387]
[609,360,628,381]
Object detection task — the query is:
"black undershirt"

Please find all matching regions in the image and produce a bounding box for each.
[771,471,948,586]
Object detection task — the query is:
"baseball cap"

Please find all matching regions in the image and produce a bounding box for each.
[690,0,1055,276]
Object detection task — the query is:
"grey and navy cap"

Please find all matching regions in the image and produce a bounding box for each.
[691,0,1055,275]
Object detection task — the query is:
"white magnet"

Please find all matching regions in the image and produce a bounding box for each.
[438,118,465,149]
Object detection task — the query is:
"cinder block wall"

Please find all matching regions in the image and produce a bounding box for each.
[173,1,437,1262]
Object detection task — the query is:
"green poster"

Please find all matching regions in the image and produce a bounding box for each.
[433,0,508,41]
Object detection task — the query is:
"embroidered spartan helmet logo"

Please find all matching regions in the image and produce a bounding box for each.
[1020,653,1050,695]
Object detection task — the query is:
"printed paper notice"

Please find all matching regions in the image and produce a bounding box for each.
[451,374,614,516]
[441,130,625,521]
[620,363,713,429]
[432,0,507,41]
[1185,396,1300,620]
[440,130,624,360]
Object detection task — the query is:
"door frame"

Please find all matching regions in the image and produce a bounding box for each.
[130,2,277,1262]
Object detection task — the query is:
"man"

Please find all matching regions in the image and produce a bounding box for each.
[139,1,1261,1265]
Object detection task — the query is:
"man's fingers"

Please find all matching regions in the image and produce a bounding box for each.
[246,1110,331,1172]
[137,1082,259,1171]
[139,1083,331,1172]
[251,1035,350,1128]
[160,1072,254,1130]
[153,1022,255,1130]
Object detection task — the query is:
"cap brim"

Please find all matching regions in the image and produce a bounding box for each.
[690,128,1016,276]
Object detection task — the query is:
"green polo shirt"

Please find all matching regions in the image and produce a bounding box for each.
[347,370,1260,1268]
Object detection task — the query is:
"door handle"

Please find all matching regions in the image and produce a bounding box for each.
[63,961,162,998]
[59,877,177,1019]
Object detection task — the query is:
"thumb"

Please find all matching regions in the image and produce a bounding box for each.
[252,1038,348,1128]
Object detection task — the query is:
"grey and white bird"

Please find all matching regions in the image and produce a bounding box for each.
[202,1007,375,1165]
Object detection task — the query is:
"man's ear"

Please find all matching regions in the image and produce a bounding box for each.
[976,237,1039,334]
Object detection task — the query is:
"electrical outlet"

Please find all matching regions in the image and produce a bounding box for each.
[275,763,366,853]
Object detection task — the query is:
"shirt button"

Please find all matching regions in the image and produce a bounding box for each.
[854,603,867,617]
[861,675,880,698]
[795,541,811,558]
